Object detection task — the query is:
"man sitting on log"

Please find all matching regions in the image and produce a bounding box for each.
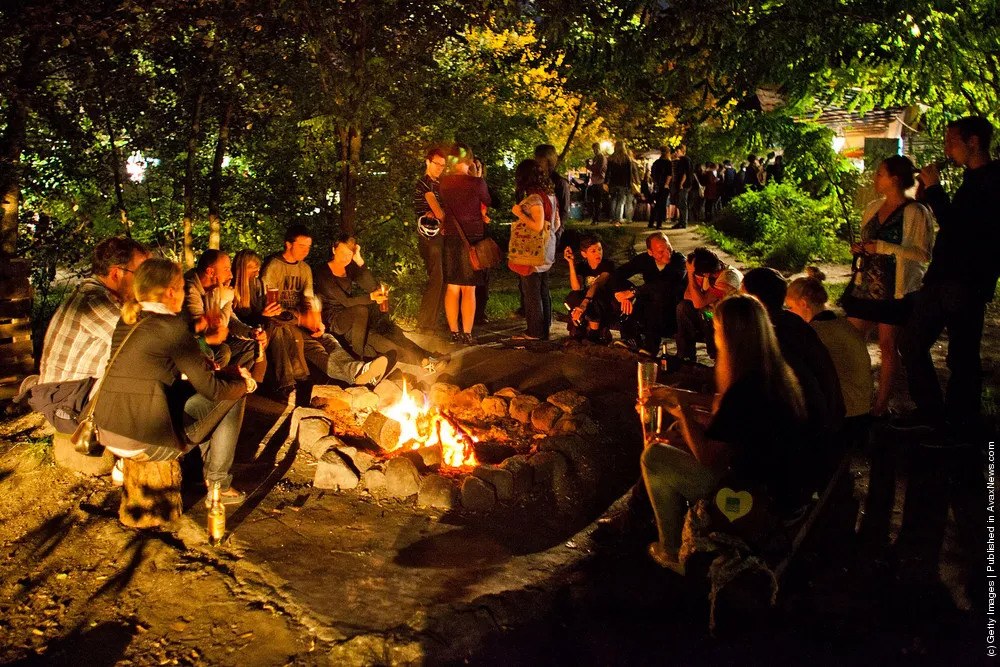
[19,237,149,433]
[261,224,392,388]
[184,249,265,376]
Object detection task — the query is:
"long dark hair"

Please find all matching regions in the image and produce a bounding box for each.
[514,158,553,195]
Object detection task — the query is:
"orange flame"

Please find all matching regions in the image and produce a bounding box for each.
[381,381,478,468]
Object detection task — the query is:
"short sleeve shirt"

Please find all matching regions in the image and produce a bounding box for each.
[575,260,615,291]
[413,176,440,218]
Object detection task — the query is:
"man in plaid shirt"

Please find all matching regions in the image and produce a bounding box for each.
[25,237,149,432]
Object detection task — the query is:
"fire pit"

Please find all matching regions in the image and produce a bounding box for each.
[291,379,599,512]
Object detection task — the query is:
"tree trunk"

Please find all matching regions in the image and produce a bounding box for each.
[338,125,361,236]
[559,99,587,164]
[208,100,233,250]
[0,38,42,257]
[97,77,131,238]
[183,87,205,269]
[119,458,183,528]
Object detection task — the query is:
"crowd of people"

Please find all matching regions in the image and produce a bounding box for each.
[11,116,997,570]
[580,142,783,229]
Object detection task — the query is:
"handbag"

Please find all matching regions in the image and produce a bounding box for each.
[70,319,145,456]
[447,204,502,271]
[508,194,552,267]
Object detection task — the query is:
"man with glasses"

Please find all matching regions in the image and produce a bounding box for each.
[21,237,149,432]
[414,146,448,333]
[262,225,392,389]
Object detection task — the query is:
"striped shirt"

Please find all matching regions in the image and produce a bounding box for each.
[413,176,440,218]
[39,278,122,384]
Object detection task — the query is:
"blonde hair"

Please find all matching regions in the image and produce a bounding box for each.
[713,294,806,419]
[122,258,183,324]
[232,249,262,312]
[787,277,828,308]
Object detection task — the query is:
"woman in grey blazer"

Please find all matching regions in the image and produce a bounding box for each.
[94,258,254,504]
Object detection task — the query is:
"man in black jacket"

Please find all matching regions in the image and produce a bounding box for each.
[611,232,687,355]
[649,147,671,229]
[898,116,1000,438]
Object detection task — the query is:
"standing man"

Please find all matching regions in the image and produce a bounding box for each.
[262,225,391,387]
[649,147,671,230]
[414,146,448,334]
[721,159,737,206]
[898,116,1000,440]
[23,237,149,432]
[670,145,693,229]
[587,142,608,225]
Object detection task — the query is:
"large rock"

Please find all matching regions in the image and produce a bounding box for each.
[529,451,567,486]
[373,380,403,409]
[345,386,379,412]
[335,445,375,474]
[461,476,496,512]
[481,396,509,418]
[547,390,591,416]
[473,465,514,502]
[297,417,332,455]
[450,383,489,418]
[306,434,345,461]
[494,387,520,399]
[314,450,360,490]
[428,382,460,407]
[417,474,458,509]
[310,386,352,412]
[361,469,388,497]
[413,444,443,470]
[472,442,517,465]
[509,395,541,424]
[52,433,115,477]
[385,457,421,498]
[530,403,563,433]
[553,415,599,437]
[501,454,534,496]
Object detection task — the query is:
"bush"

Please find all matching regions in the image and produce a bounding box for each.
[706,183,851,271]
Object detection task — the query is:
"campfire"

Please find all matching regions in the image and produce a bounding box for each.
[381,382,479,468]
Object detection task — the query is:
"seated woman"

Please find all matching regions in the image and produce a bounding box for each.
[231,249,310,396]
[641,293,806,574]
[93,258,254,504]
[315,236,444,372]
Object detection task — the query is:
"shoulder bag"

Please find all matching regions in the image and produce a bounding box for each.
[446,202,502,272]
[508,194,552,268]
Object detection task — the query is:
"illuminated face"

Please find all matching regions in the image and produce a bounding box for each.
[425,155,446,180]
[647,237,671,265]
[944,127,973,167]
[580,242,603,266]
[332,242,355,266]
[119,251,149,301]
[247,260,261,280]
[212,254,233,287]
[873,163,893,196]
[286,236,312,262]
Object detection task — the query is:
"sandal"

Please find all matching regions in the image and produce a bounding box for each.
[461,333,478,346]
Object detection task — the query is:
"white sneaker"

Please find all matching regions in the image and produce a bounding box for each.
[111,458,124,486]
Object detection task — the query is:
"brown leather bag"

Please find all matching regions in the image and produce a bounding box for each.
[449,210,501,271]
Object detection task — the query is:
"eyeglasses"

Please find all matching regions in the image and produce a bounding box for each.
[430,160,446,168]
[293,242,312,249]
[118,265,136,275]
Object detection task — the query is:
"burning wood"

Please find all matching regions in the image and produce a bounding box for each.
[380,382,478,468]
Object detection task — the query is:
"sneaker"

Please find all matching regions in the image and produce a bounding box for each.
[648,542,686,576]
[111,458,124,486]
[421,356,448,374]
[670,222,687,230]
[613,338,640,352]
[889,411,938,432]
[585,328,603,344]
[15,374,39,402]
[354,354,392,387]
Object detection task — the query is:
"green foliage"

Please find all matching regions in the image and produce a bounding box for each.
[706,183,851,272]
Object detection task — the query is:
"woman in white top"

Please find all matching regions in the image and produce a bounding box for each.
[841,155,935,416]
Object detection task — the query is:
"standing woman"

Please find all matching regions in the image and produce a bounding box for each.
[511,159,562,341]
[842,155,935,417]
[439,144,491,345]
[231,250,309,396]
[606,141,631,225]
[94,258,252,503]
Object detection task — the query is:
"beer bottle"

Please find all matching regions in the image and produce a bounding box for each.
[207,482,226,546]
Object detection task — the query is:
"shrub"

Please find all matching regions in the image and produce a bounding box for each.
[706,183,850,271]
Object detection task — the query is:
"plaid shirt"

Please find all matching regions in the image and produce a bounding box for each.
[39,278,122,384]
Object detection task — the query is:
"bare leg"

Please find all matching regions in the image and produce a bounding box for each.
[874,323,901,416]
[445,284,462,333]
[460,286,477,334]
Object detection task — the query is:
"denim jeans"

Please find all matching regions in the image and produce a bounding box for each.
[675,189,689,227]
[183,394,246,490]
[302,331,364,384]
[521,270,551,339]
[641,442,721,553]
[610,185,629,222]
